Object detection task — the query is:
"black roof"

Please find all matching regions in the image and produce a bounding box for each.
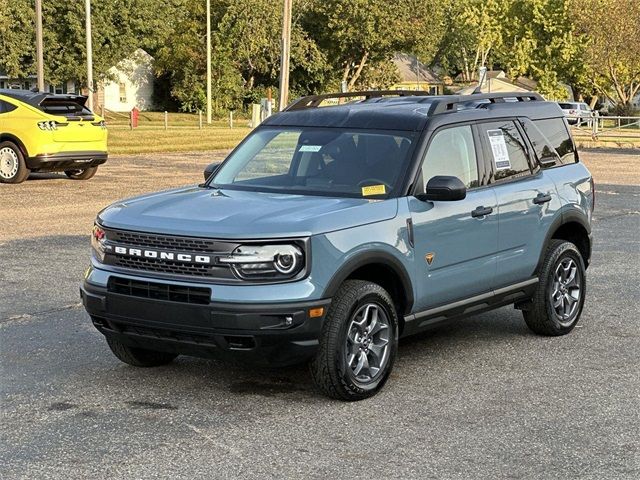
[263,91,564,131]
[0,89,87,107]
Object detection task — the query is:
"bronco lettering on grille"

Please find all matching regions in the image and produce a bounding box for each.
[113,246,212,264]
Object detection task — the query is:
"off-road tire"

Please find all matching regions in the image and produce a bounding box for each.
[106,337,177,367]
[65,166,98,180]
[0,141,30,184]
[310,280,398,401]
[524,239,586,336]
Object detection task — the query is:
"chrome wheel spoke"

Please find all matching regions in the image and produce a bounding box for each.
[344,302,391,383]
[551,257,581,324]
[565,267,579,287]
[353,351,369,377]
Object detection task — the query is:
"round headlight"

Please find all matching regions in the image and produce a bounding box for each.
[274,252,297,274]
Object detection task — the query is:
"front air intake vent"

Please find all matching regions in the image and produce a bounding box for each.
[107,277,211,305]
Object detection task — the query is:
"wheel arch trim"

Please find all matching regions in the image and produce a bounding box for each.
[535,208,591,274]
[0,133,29,158]
[321,250,414,314]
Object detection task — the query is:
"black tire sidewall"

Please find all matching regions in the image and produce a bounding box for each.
[334,287,399,397]
[65,166,98,180]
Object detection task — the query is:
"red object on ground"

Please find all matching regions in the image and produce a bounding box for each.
[131,107,140,128]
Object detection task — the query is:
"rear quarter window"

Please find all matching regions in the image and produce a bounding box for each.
[533,118,576,165]
[0,100,18,114]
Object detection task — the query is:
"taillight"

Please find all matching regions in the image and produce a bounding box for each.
[590,178,595,212]
[569,109,577,114]
[37,120,58,131]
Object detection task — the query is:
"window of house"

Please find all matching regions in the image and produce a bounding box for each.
[421,125,479,189]
[479,121,532,182]
[119,83,127,103]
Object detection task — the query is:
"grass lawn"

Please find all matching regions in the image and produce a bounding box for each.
[107,125,251,154]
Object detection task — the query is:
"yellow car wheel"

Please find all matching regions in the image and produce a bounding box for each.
[0,141,30,184]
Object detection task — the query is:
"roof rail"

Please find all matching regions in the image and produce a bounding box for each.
[283,90,432,111]
[428,92,544,115]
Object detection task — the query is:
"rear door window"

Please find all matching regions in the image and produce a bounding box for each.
[533,118,576,165]
[478,120,533,183]
[520,119,561,168]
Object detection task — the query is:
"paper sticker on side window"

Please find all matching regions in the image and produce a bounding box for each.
[487,129,511,170]
[299,145,322,152]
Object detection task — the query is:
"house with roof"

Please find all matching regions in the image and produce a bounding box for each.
[389,53,444,95]
[97,48,155,112]
[0,48,155,113]
[453,69,573,100]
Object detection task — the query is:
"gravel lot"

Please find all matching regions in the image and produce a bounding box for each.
[0,148,639,479]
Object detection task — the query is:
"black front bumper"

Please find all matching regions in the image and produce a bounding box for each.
[81,279,330,367]
[27,151,108,171]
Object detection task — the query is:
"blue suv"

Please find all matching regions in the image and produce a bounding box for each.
[81,91,594,400]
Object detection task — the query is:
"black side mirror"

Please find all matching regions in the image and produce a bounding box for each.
[203,161,222,181]
[416,175,466,201]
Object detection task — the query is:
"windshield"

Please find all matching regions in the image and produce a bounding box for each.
[209,127,416,198]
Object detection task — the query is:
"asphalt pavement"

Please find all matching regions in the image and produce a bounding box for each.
[1,174,639,479]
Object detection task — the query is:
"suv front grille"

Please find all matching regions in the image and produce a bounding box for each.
[109,230,223,253]
[101,227,239,281]
[108,277,211,305]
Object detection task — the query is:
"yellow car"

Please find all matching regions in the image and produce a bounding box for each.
[0,89,108,183]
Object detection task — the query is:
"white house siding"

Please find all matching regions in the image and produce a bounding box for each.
[101,49,155,112]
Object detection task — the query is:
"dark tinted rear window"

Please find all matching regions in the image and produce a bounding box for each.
[40,99,93,118]
[558,103,576,109]
[0,100,18,114]
[533,118,576,165]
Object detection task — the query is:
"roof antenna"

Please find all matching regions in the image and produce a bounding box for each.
[472,66,487,94]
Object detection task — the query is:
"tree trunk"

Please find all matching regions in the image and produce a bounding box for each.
[347,52,369,91]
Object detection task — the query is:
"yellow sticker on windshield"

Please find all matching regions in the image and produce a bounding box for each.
[361,184,386,196]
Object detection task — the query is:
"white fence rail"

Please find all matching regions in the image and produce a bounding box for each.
[567,114,640,139]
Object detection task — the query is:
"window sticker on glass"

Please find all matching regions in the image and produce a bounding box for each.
[299,145,322,152]
[361,184,386,196]
[487,129,511,170]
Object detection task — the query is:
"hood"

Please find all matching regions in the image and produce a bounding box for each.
[98,186,398,239]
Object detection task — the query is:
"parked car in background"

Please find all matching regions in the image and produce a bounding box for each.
[0,89,108,184]
[558,101,593,126]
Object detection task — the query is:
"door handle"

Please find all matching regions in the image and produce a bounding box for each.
[471,206,493,218]
[533,193,552,205]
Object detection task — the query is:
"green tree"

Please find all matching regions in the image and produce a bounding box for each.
[305,0,445,91]
[0,0,35,79]
[434,0,508,82]
[571,0,640,112]
[501,0,587,100]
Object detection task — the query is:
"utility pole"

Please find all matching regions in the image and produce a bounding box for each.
[35,0,44,92]
[206,0,212,124]
[278,0,292,111]
[85,0,94,110]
